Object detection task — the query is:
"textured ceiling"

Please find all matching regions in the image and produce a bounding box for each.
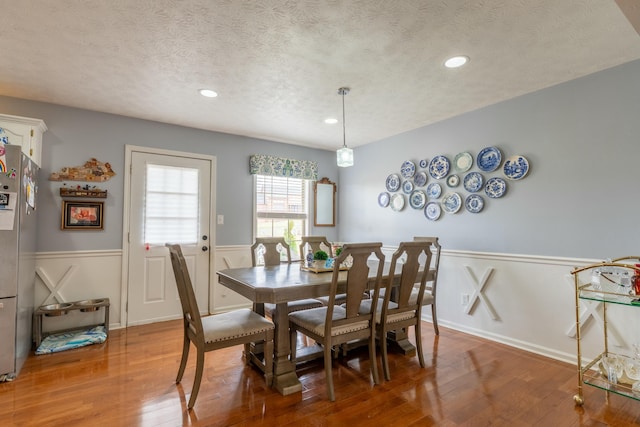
[1,1,639,151]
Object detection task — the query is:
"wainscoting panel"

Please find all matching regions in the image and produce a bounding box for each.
[212,245,252,313]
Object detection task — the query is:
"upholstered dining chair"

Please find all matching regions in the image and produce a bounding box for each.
[413,236,441,335]
[289,242,385,401]
[373,241,433,381]
[166,244,274,410]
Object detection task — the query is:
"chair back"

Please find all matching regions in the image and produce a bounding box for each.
[166,244,203,340]
[378,241,433,318]
[326,242,385,333]
[413,236,441,298]
[251,237,292,267]
[299,236,333,259]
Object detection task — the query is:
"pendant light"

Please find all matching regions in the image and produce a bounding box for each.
[336,87,354,167]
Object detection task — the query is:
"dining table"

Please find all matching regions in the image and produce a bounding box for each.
[217,261,432,395]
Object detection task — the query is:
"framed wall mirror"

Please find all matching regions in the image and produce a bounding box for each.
[314,177,336,227]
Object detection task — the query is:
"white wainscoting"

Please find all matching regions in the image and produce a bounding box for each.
[35,247,630,366]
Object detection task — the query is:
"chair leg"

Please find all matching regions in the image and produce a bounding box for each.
[431,304,439,335]
[325,339,335,401]
[369,329,379,385]
[415,320,425,368]
[264,332,274,387]
[290,328,298,362]
[188,348,205,410]
[176,333,190,383]
[380,326,391,381]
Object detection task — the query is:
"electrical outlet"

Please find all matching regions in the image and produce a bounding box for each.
[461,293,470,305]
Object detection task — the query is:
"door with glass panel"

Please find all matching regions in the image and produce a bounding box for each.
[126,149,214,326]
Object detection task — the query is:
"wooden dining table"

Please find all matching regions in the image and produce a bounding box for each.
[217,261,430,395]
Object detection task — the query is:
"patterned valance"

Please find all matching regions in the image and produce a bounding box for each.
[249,154,318,180]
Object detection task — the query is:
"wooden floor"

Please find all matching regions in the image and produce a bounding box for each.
[2,321,640,427]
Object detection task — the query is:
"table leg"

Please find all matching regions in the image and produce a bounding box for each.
[387,328,417,356]
[271,302,302,395]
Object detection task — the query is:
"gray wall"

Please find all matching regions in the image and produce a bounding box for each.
[0,97,339,251]
[339,59,640,259]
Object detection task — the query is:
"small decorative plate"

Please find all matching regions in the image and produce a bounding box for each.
[442,192,462,214]
[465,194,484,213]
[485,177,507,198]
[463,172,484,193]
[401,160,416,179]
[385,174,400,192]
[454,152,473,173]
[447,174,460,188]
[409,190,427,209]
[428,155,450,179]
[419,159,428,168]
[503,155,529,180]
[424,202,441,221]
[413,171,428,187]
[402,180,414,194]
[477,146,502,172]
[426,182,442,199]
[390,193,405,211]
[378,192,390,208]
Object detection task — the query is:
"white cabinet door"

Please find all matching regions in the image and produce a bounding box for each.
[0,114,47,166]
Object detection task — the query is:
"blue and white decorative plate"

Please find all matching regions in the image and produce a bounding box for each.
[463,172,484,193]
[428,155,450,179]
[485,177,507,198]
[401,160,416,179]
[424,202,441,221]
[426,182,442,199]
[502,155,529,180]
[442,193,462,214]
[385,174,400,192]
[378,192,390,208]
[390,193,405,212]
[454,152,473,173]
[465,194,484,213]
[447,174,460,188]
[402,180,414,194]
[413,171,427,187]
[409,190,427,209]
[477,147,502,172]
[419,159,428,168]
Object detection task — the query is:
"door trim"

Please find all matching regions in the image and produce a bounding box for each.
[121,145,217,327]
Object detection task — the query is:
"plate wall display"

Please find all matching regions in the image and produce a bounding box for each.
[409,190,426,209]
[426,182,442,199]
[378,192,390,208]
[390,193,405,211]
[485,177,507,198]
[402,180,414,194]
[447,174,460,188]
[454,152,473,173]
[413,171,427,187]
[503,155,530,180]
[465,194,484,213]
[463,171,484,193]
[424,202,441,221]
[419,159,428,168]
[442,192,462,213]
[400,160,416,178]
[385,174,400,192]
[428,155,450,179]
[477,146,502,172]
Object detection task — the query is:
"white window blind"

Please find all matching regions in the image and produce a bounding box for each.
[144,164,199,245]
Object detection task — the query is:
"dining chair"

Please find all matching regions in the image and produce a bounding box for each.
[250,237,292,267]
[166,244,275,410]
[299,235,333,261]
[289,242,385,401]
[413,236,441,335]
[373,241,433,381]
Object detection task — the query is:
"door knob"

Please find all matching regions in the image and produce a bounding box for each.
[202,246,209,252]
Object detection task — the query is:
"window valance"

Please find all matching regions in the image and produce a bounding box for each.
[249,154,318,180]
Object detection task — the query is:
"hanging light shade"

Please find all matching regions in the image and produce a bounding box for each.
[336,87,354,167]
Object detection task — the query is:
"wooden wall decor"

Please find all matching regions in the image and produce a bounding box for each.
[49,158,116,182]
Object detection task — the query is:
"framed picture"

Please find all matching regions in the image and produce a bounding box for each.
[61,201,104,230]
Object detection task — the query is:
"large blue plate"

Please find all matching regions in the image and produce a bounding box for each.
[503,155,529,180]
[428,155,450,179]
[485,177,507,198]
[385,174,400,192]
[477,147,502,172]
[442,193,462,213]
[463,172,484,193]
[401,160,416,178]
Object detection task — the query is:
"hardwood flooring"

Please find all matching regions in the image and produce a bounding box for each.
[2,320,640,426]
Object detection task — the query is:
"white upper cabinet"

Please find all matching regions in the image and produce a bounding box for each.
[0,113,47,166]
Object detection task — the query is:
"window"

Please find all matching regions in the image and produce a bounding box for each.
[255,175,308,260]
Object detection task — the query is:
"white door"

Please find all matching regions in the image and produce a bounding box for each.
[125,147,215,326]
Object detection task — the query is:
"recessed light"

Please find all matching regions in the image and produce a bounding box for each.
[199,89,218,98]
[324,118,338,124]
[444,56,469,68]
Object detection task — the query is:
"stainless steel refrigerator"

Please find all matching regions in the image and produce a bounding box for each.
[0,144,38,380]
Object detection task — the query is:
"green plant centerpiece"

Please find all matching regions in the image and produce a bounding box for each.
[313,250,330,269]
